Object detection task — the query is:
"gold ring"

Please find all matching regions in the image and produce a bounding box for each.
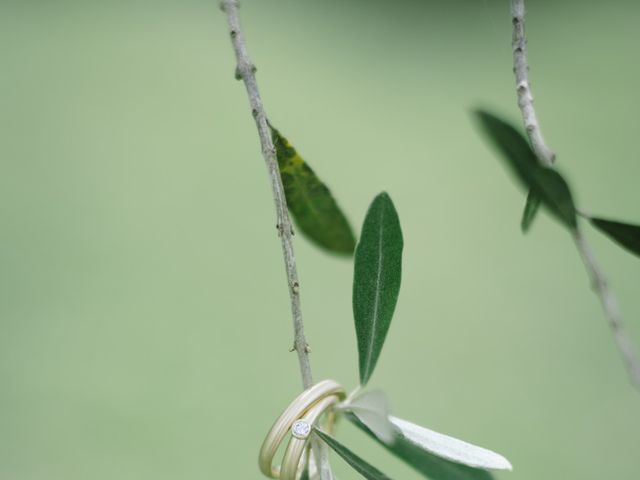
[280,394,340,480]
[258,379,345,479]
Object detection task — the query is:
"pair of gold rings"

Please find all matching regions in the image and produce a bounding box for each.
[258,379,345,480]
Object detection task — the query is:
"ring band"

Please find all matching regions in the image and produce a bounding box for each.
[280,394,340,480]
[258,380,345,478]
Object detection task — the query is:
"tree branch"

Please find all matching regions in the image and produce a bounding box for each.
[572,230,640,386]
[511,0,555,167]
[220,0,334,476]
[510,0,640,388]
[221,0,311,388]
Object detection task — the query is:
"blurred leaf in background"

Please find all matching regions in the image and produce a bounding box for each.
[588,217,640,257]
[473,110,577,231]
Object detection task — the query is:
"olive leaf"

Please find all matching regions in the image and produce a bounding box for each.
[314,429,393,480]
[473,110,577,231]
[271,126,356,255]
[389,417,512,472]
[588,217,640,257]
[521,191,541,232]
[348,414,505,480]
[353,192,404,386]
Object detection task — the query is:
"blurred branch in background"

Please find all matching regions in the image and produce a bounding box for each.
[510,0,640,388]
[220,1,334,477]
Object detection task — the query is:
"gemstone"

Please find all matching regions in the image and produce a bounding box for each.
[291,419,311,439]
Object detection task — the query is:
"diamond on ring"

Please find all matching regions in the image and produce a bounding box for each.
[291,420,311,439]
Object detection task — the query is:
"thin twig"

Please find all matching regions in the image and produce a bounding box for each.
[221,0,311,388]
[220,0,334,476]
[510,0,640,388]
[572,231,640,385]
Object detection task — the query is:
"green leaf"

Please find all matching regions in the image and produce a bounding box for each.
[589,217,640,257]
[314,429,393,480]
[271,126,356,255]
[388,417,511,471]
[348,414,496,480]
[521,190,541,232]
[353,192,404,385]
[473,110,577,230]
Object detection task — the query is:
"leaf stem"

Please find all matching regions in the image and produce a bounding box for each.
[510,0,640,388]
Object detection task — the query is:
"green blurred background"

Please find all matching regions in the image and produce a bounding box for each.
[2,0,639,478]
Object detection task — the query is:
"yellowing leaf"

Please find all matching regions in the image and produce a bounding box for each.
[271,126,356,255]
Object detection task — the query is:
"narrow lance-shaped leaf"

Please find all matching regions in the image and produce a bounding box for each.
[521,190,541,232]
[389,417,512,471]
[348,414,498,480]
[271,126,356,255]
[588,217,640,258]
[353,192,404,385]
[314,429,393,480]
[473,110,577,231]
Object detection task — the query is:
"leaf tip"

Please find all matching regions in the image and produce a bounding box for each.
[490,454,513,471]
[373,191,392,204]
